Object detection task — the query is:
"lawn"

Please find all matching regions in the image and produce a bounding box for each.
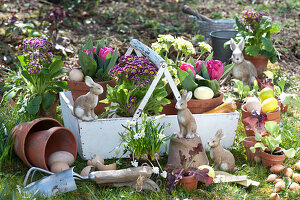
[0,0,299,199]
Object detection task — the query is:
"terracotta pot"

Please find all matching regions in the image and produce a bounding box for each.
[38,94,59,117]
[241,105,280,136]
[67,79,117,115]
[244,54,268,75]
[167,136,209,169]
[261,150,286,167]
[10,118,63,168]
[161,94,223,115]
[25,126,77,171]
[243,136,261,162]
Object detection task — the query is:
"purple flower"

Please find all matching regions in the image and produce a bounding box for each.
[144,79,151,83]
[138,82,145,87]
[98,47,114,62]
[83,49,93,58]
[129,96,136,103]
[206,60,224,80]
[27,60,42,74]
[126,103,131,110]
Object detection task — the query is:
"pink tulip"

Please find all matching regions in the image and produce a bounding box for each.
[195,60,204,73]
[99,47,114,62]
[83,49,93,58]
[180,63,195,75]
[206,60,224,80]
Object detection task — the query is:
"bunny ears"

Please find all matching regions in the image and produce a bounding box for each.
[181,90,193,102]
[230,38,245,51]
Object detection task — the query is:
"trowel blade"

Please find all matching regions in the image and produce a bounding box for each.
[23,168,77,197]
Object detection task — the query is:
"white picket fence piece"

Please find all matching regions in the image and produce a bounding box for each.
[60,91,240,160]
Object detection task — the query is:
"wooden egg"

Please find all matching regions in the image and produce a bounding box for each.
[50,162,70,173]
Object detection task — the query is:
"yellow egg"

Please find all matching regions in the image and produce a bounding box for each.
[261,97,278,113]
[259,87,275,102]
[194,86,214,100]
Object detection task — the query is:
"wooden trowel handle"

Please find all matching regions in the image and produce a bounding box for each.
[182,5,213,22]
[90,166,153,184]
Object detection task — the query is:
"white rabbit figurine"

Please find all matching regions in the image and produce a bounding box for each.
[175,90,197,139]
[208,129,235,171]
[230,38,257,86]
[73,76,103,121]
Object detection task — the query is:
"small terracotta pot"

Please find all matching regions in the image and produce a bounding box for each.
[25,126,77,171]
[172,168,198,191]
[261,150,286,167]
[10,118,63,168]
[179,174,198,191]
[265,106,281,123]
[243,136,261,162]
[67,79,117,115]
[244,54,268,75]
[161,94,223,115]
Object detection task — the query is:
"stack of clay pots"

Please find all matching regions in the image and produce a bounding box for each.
[11,118,77,172]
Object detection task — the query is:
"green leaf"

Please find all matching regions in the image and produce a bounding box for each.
[177,69,198,91]
[78,51,97,77]
[265,121,279,136]
[245,46,260,57]
[17,55,27,68]
[234,17,245,31]
[96,38,106,53]
[201,62,210,80]
[263,70,274,79]
[282,148,296,158]
[1,88,18,106]
[21,70,34,84]
[49,59,64,75]
[26,96,42,114]
[242,85,250,97]
[53,81,69,90]
[82,40,94,51]
[42,92,56,111]
[261,37,273,49]
[220,64,234,80]
[278,79,285,92]
[187,57,195,67]
[106,50,118,73]
[255,131,263,141]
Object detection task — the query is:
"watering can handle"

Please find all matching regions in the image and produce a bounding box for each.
[182,5,213,22]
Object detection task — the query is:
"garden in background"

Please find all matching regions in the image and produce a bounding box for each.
[0,0,299,199]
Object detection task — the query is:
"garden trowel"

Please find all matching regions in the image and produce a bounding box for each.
[23,166,154,197]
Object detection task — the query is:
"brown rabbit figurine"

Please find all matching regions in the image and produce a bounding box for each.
[175,90,197,139]
[230,38,257,87]
[208,129,235,171]
[73,76,103,121]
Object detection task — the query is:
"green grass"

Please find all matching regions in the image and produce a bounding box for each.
[0,101,299,199]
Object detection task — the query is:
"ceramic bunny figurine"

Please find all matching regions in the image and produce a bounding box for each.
[230,38,257,86]
[208,129,235,171]
[175,90,197,139]
[73,76,103,121]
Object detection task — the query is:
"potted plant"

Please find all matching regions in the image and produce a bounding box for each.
[68,39,118,115]
[116,113,174,177]
[1,38,68,116]
[176,53,234,113]
[233,9,279,74]
[100,55,170,117]
[165,143,213,193]
[151,35,233,114]
[250,121,296,167]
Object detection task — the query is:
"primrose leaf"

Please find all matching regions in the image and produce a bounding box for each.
[265,121,279,136]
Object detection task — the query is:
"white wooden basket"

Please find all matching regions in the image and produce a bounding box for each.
[60,39,240,160]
